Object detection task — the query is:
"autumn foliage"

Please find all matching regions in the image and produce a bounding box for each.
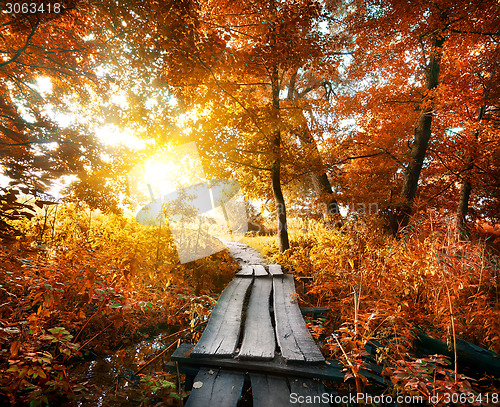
[1,0,500,404]
[0,203,237,404]
[254,215,499,400]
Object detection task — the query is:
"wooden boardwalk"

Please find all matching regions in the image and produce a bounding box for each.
[172,264,336,406]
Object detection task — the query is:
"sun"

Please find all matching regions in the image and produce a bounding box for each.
[130,143,207,205]
[142,158,179,200]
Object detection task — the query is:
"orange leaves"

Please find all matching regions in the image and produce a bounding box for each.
[0,201,239,404]
[10,341,21,359]
[338,0,500,227]
[306,321,325,340]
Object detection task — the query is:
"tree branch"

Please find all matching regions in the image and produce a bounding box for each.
[0,15,40,68]
[195,54,269,139]
[337,152,384,163]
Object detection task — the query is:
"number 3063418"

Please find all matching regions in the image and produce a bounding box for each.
[4,3,61,14]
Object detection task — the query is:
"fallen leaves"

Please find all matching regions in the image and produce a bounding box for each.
[192,381,203,389]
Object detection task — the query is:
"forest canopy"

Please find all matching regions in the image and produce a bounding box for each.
[1,0,499,244]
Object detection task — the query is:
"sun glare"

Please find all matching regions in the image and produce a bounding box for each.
[96,124,147,149]
[35,76,52,96]
[130,143,207,206]
[143,159,178,199]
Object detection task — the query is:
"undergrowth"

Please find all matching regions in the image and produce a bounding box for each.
[245,215,500,404]
[0,202,237,405]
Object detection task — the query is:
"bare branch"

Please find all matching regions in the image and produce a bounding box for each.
[0,15,40,68]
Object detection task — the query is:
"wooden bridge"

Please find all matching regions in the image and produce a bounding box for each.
[172,264,346,406]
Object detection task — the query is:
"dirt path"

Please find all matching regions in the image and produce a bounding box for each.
[222,240,266,266]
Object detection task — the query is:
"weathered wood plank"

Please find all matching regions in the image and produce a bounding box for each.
[236,265,253,276]
[191,278,252,358]
[185,368,244,407]
[300,307,332,316]
[238,277,275,360]
[268,264,283,275]
[288,378,330,406]
[273,275,325,363]
[172,344,352,382]
[253,265,268,276]
[251,374,292,407]
[416,332,500,377]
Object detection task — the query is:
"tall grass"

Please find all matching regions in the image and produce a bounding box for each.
[245,215,500,352]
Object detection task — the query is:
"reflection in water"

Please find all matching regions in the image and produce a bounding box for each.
[69,329,181,406]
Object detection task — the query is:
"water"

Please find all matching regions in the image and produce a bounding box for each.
[68,329,184,406]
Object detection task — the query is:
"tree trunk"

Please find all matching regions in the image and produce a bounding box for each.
[272,160,289,251]
[287,73,341,219]
[298,125,341,217]
[456,106,485,238]
[271,64,289,251]
[456,161,473,238]
[394,36,444,232]
[311,171,341,216]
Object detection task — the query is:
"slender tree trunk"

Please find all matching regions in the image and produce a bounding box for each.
[271,65,289,251]
[272,159,289,251]
[269,2,289,252]
[456,106,485,238]
[394,36,444,233]
[51,202,58,242]
[287,71,341,219]
[457,170,472,238]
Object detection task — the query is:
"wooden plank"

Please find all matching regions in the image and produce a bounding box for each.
[172,344,385,385]
[236,265,253,276]
[416,332,500,377]
[288,377,330,406]
[268,264,283,275]
[185,368,244,407]
[300,307,332,316]
[273,275,325,363]
[253,265,268,276]
[238,277,275,360]
[172,344,346,382]
[250,374,292,407]
[191,278,252,358]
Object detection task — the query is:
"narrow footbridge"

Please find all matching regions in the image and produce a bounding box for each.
[172,264,361,406]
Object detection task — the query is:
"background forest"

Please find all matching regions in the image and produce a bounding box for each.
[1,0,499,405]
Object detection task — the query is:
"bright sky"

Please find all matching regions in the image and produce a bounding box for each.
[94,124,148,149]
[33,76,150,151]
[129,142,207,207]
